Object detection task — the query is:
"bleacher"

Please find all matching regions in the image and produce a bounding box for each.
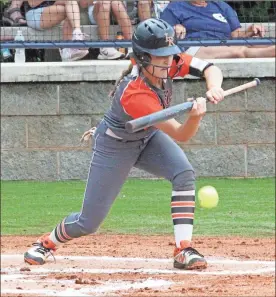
[1,22,275,61]
[1,2,275,62]
[2,23,275,42]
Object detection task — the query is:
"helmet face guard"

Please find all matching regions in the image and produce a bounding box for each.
[132,50,185,79]
[132,18,182,78]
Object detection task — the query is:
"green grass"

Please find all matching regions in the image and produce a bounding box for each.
[1,178,275,237]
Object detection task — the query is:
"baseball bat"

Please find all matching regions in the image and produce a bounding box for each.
[125,78,260,133]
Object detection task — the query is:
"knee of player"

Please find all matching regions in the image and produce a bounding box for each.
[172,170,196,191]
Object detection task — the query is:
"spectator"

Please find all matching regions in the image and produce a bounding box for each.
[125,1,156,25]
[3,0,27,26]
[161,0,275,58]
[152,0,170,18]
[25,0,89,62]
[128,1,149,24]
[135,1,168,20]
[80,0,133,60]
[137,0,152,21]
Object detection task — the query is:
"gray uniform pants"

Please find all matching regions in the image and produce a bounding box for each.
[63,125,195,237]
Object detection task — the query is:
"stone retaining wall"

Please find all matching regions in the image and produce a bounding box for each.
[1,60,275,180]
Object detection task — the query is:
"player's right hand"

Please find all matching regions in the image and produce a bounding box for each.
[189,97,207,118]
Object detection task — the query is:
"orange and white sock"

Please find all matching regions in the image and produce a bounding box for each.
[171,190,195,248]
[48,218,73,246]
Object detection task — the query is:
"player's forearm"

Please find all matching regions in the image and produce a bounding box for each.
[204,65,223,90]
[176,116,202,142]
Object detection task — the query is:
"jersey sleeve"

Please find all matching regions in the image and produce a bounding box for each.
[169,53,213,79]
[121,93,163,119]
[223,3,241,32]
[160,4,179,26]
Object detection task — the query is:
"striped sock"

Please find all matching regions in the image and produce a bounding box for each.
[171,190,195,248]
[48,218,73,246]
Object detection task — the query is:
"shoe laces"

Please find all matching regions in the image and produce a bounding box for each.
[32,242,56,263]
[183,247,204,257]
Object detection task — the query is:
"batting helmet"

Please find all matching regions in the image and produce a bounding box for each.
[132,18,181,65]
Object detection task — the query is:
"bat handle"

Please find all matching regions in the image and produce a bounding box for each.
[223,78,261,97]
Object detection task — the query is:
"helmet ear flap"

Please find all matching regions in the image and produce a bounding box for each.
[133,50,151,67]
[140,53,151,66]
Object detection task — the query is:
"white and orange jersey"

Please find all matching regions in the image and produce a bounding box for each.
[103,53,213,140]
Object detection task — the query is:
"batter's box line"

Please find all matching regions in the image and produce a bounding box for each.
[1,254,275,276]
[1,254,275,265]
[1,266,275,276]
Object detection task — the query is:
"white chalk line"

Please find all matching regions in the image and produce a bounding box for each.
[1,254,275,276]
[1,254,275,296]
[1,274,73,283]
[2,266,275,276]
[0,289,88,297]
[1,254,275,265]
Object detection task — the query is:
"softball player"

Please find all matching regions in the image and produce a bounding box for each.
[24,18,224,270]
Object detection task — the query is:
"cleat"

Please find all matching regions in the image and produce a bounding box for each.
[24,235,56,265]
[173,240,207,270]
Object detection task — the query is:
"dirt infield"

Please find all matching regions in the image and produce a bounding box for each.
[1,235,275,297]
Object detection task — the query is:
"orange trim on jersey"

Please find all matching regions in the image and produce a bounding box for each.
[120,77,163,119]
[171,202,195,207]
[169,53,193,79]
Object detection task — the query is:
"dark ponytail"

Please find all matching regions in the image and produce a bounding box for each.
[109,63,133,98]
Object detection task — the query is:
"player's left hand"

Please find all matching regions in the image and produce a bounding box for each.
[189,97,207,118]
[206,87,224,104]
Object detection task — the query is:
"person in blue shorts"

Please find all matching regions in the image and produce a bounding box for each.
[161,0,275,58]
[25,0,89,61]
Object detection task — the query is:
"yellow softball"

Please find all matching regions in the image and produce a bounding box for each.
[198,186,219,209]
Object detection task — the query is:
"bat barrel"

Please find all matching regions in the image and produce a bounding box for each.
[125,101,194,133]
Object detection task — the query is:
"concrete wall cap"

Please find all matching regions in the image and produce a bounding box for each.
[1,58,275,83]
